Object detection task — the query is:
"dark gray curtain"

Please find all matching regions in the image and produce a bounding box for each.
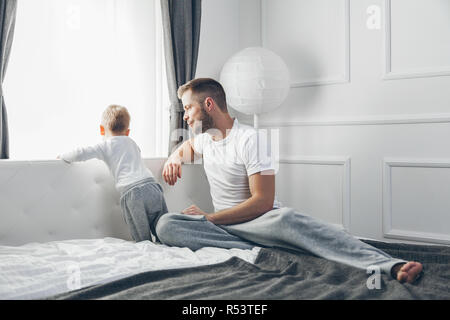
[160,0,201,155]
[0,0,17,159]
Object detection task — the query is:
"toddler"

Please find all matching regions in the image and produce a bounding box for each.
[58,104,168,242]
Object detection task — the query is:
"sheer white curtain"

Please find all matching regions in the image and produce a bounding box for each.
[4,0,170,160]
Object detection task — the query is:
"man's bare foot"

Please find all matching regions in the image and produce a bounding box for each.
[392,261,423,283]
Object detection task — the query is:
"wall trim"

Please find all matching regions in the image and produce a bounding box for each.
[255,113,450,127]
[383,158,450,245]
[383,0,450,81]
[279,156,351,232]
[261,0,350,88]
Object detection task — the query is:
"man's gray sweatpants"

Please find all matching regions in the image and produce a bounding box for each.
[155,207,407,279]
[120,177,168,242]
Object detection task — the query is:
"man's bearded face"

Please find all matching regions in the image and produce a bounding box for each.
[198,102,215,133]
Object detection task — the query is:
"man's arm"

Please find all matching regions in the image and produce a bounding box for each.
[205,170,275,225]
[162,138,202,185]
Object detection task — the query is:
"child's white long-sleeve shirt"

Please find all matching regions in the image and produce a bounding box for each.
[59,136,154,194]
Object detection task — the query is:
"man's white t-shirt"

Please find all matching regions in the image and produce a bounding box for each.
[60,136,154,194]
[193,118,282,212]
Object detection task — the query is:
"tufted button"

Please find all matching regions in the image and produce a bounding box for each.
[94,177,104,185]
[72,200,82,210]
[23,208,34,219]
[48,181,56,190]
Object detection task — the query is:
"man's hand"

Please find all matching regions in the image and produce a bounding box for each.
[162,139,199,186]
[162,156,182,185]
[182,204,208,216]
[198,171,275,225]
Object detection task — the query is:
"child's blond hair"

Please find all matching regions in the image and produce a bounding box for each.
[102,104,130,134]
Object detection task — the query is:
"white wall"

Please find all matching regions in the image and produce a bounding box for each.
[196,0,262,79]
[197,0,450,245]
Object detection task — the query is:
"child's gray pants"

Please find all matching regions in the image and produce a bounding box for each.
[155,207,407,278]
[120,177,168,243]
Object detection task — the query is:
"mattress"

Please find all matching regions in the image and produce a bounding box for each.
[0,237,260,300]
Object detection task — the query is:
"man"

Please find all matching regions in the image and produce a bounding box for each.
[156,78,423,284]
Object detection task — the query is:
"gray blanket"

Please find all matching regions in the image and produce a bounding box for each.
[50,240,450,300]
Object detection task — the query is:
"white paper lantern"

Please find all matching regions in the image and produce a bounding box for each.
[220,47,290,116]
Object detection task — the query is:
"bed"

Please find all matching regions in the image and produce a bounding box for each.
[1,159,449,300]
[0,237,260,299]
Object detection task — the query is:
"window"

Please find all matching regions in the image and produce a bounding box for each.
[4,0,170,160]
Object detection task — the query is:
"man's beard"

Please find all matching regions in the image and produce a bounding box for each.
[194,107,215,134]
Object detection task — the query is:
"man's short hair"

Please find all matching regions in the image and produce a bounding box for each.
[102,104,130,133]
[177,78,228,112]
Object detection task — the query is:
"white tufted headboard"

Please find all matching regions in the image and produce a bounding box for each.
[0,158,214,246]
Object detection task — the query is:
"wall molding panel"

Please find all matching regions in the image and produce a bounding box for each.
[256,113,450,128]
[383,159,450,245]
[383,0,450,80]
[261,0,350,87]
[278,156,351,232]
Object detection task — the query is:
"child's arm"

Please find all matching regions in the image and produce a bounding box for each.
[58,143,105,163]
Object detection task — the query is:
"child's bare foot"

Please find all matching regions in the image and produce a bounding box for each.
[392,261,423,283]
